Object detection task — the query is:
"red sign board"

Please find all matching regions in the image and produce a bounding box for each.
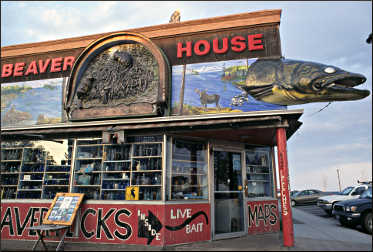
[1,202,210,246]
[1,56,75,78]
[247,200,280,234]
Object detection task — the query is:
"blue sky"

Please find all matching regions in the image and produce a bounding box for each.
[1,1,372,191]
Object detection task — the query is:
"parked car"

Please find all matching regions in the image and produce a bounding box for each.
[291,189,324,206]
[290,190,299,197]
[332,186,372,234]
[317,182,371,216]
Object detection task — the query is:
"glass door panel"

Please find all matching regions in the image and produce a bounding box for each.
[213,151,245,236]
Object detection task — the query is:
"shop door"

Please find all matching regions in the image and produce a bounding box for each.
[213,149,246,239]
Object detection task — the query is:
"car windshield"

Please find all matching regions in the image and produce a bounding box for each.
[359,187,372,199]
[341,186,354,195]
[291,191,299,196]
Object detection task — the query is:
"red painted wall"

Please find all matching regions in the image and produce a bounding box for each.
[247,200,280,234]
[164,204,210,245]
[1,202,210,246]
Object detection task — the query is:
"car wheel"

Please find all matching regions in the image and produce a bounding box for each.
[291,200,296,207]
[362,212,372,234]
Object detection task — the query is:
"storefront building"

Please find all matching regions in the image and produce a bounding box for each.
[1,9,301,247]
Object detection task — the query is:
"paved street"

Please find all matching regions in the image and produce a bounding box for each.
[294,204,370,236]
[292,205,371,247]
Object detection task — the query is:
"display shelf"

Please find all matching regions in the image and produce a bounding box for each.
[173,159,205,163]
[245,147,273,198]
[132,157,162,171]
[172,172,206,176]
[1,173,19,186]
[168,138,208,200]
[17,191,42,199]
[132,170,162,173]
[101,190,126,200]
[44,185,69,187]
[1,187,17,199]
[1,141,74,200]
[43,187,69,199]
[44,171,70,174]
[70,136,164,200]
[18,189,42,191]
[103,160,131,162]
[101,189,127,191]
[73,186,100,200]
[74,185,101,187]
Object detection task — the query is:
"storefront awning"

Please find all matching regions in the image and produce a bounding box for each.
[1,109,303,146]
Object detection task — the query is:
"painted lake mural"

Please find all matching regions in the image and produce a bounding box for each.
[171,58,286,115]
[1,78,64,127]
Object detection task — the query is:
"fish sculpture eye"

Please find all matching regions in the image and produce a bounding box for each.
[324,67,336,74]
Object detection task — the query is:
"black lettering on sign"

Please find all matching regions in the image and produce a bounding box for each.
[28,208,41,236]
[138,210,162,245]
[81,208,96,239]
[257,205,265,226]
[248,203,278,227]
[248,205,258,227]
[96,208,115,240]
[1,207,14,236]
[270,204,278,225]
[114,209,132,240]
[14,207,32,236]
[39,207,49,226]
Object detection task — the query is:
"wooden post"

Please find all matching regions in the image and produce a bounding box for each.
[276,127,294,247]
[178,64,186,115]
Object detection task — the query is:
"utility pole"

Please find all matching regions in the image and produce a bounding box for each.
[336,169,342,192]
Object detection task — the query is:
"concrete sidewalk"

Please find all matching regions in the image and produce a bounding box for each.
[1,208,371,251]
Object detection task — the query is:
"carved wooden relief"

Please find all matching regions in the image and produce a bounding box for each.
[64,32,170,121]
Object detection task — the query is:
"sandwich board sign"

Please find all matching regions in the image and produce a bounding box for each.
[43,193,84,226]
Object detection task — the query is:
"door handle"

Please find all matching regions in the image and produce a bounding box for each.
[244,179,249,197]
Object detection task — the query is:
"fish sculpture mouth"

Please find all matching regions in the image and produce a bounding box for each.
[311,73,369,99]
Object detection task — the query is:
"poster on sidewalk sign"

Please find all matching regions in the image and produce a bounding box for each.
[43,193,84,226]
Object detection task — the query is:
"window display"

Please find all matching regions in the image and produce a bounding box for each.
[72,135,163,200]
[245,146,274,198]
[0,140,72,199]
[167,138,208,200]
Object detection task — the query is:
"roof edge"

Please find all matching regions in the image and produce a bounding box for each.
[1,9,282,58]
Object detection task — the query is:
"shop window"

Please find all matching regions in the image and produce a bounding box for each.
[167,137,208,200]
[72,135,163,200]
[245,146,274,198]
[1,139,72,200]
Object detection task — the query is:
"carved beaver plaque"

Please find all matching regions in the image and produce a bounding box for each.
[65,32,170,121]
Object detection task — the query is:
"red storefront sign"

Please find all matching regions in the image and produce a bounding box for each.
[177,34,264,58]
[0,202,210,246]
[164,204,210,245]
[1,56,75,77]
[247,200,280,234]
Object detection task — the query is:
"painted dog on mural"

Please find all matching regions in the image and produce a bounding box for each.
[194,88,221,111]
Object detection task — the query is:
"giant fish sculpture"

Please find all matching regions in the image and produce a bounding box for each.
[240,58,369,105]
